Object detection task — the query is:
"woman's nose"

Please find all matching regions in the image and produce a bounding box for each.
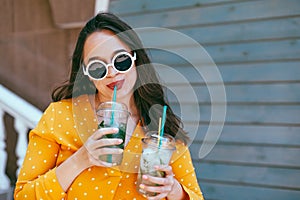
[106,64,118,77]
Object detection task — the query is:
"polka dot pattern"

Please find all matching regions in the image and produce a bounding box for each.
[14,95,204,200]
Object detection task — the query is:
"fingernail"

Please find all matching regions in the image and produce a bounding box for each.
[118,139,123,143]
[142,175,148,180]
[118,149,123,153]
[139,184,145,189]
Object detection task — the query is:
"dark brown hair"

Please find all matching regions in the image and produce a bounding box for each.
[52,13,189,144]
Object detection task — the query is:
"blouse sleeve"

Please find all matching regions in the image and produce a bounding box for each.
[171,142,205,200]
[14,103,66,200]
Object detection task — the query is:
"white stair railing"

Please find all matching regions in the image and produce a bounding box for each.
[0,84,42,190]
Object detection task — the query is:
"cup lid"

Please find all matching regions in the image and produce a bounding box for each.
[142,131,176,150]
[97,101,129,112]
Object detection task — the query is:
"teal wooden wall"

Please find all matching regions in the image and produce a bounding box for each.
[109,0,300,199]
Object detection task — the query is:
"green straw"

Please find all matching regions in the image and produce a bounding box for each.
[159,105,167,148]
[108,86,117,163]
[110,86,117,126]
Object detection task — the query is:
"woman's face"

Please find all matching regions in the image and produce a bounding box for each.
[83,30,137,102]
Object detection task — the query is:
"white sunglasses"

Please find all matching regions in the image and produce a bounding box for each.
[82,51,136,80]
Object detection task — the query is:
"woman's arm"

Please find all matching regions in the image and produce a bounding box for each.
[170,144,204,199]
[55,127,122,191]
[55,146,90,191]
[14,102,123,199]
[14,133,66,200]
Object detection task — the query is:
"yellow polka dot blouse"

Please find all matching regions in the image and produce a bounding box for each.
[14,95,204,200]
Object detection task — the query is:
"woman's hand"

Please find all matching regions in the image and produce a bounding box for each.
[83,127,123,167]
[139,165,188,200]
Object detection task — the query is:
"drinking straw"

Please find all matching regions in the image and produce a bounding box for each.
[107,86,117,163]
[112,85,117,102]
[110,85,117,126]
[159,105,167,148]
[157,117,162,147]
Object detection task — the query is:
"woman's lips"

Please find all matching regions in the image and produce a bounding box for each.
[107,79,125,90]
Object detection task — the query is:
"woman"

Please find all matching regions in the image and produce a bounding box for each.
[14,13,204,200]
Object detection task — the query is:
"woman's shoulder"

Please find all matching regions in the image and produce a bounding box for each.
[38,95,90,126]
[46,95,89,112]
[48,99,72,109]
[175,140,188,151]
[30,96,89,142]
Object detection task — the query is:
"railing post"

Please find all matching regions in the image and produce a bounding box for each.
[0,108,10,190]
[14,118,28,177]
[0,84,42,193]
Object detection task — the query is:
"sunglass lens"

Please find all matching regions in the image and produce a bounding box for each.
[114,54,132,71]
[88,62,106,79]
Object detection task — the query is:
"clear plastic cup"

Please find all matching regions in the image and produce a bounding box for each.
[96,101,129,165]
[137,131,176,197]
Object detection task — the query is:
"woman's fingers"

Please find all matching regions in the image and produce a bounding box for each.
[94,147,123,157]
[140,182,172,193]
[86,127,123,151]
[92,127,119,140]
[90,138,123,149]
[155,165,174,176]
[139,165,175,199]
[83,127,125,167]
[142,174,174,186]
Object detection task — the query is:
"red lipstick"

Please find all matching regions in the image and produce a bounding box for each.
[107,79,125,90]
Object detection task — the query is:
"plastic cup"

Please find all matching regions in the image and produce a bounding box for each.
[96,101,129,165]
[137,131,176,197]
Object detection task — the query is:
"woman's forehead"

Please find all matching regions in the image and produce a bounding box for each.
[83,30,131,62]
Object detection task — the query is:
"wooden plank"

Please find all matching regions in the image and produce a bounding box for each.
[166,83,300,103]
[205,39,300,64]
[148,39,300,65]
[36,30,69,90]
[200,182,300,200]
[110,0,237,15]
[49,0,94,27]
[186,124,300,146]
[171,104,300,125]
[13,0,53,31]
[217,62,300,83]
[12,34,37,88]
[138,16,300,47]
[118,0,300,28]
[12,34,47,108]
[195,162,300,189]
[0,37,15,78]
[35,30,69,107]
[0,31,67,109]
[177,17,300,44]
[190,144,300,167]
[0,0,13,34]
[157,61,300,84]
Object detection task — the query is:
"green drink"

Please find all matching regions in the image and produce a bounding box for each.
[96,102,129,165]
[98,121,126,149]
